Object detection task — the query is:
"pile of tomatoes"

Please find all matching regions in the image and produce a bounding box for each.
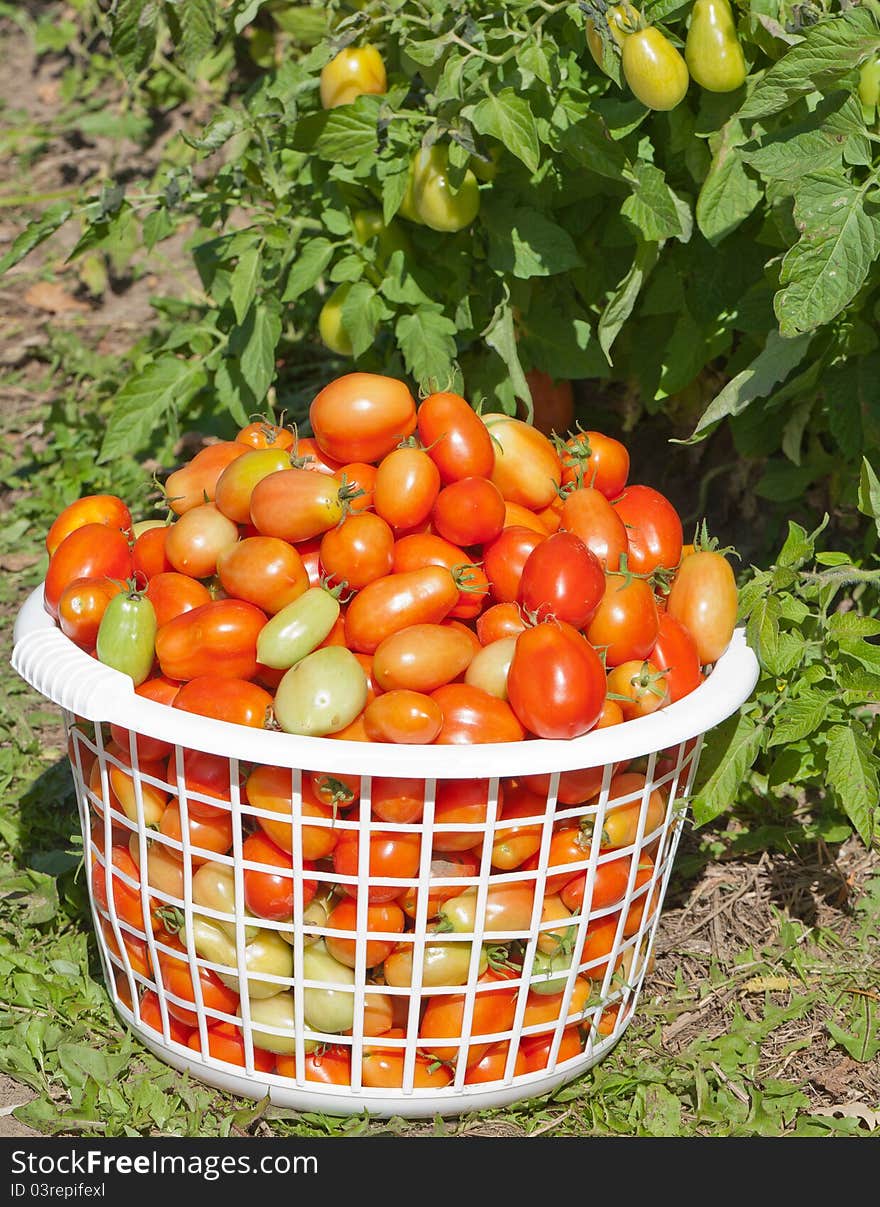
[45,369,739,1091]
[45,371,737,746]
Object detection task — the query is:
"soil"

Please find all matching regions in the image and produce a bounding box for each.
[0,13,878,1138]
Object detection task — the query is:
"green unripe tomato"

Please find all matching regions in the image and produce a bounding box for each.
[256,586,340,670]
[95,590,157,686]
[243,992,318,1056]
[622,26,690,111]
[352,208,411,262]
[587,3,642,71]
[301,940,356,1034]
[318,283,353,356]
[273,645,368,736]
[410,144,481,233]
[685,0,747,93]
[859,56,880,109]
[469,144,502,183]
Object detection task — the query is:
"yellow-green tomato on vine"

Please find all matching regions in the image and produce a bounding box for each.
[352,209,411,262]
[318,283,353,356]
[319,45,387,109]
[408,144,481,233]
[685,0,747,93]
[622,26,690,111]
[586,2,642,70]
[859,56,880,110]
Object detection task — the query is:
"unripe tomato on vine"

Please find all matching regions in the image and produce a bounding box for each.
[402,144,481,233]
[586,2,641,72]
[685,0,747,93]
[622,25,690,111]
[318,283,353,356]
[319,45,387,109]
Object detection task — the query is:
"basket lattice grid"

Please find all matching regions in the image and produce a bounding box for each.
[12,584,759,1117]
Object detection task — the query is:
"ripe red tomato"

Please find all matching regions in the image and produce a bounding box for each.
[612,485,683,574]
[361,1029,453,1089]
[560,430,630,499]
[44,524,133,620]
[419,966,520,1065]
[325,899,405,968]
[158,949,241,1028]
[158,801,233,864]
[344,566,460,654]
[649,611,703,702]
[187,1028,276,1073]
[58,576,125,650]
[392,532,489,620]
[319,512,395,590]
[242,830,317,921]
[370,776,425,824]
[291,436,343,475]
[585,572,659,667]
[46,494,132,558]
[476,602,528,645]
[217,535,309,615]
[432,476,506,547]
[373,446,441,531]
[482,526,545,604]
[144,571,212,628]
[131,525,171,583]
[336,461,377,513]
[363,689,444,744]
[310,372,417,463]
[431,683,526,744]
[519,531,605,628]
[666,550,738,664]
[138,990,194,1044]
[432,778,502,852]
[91,846,146,932]
[165,746,245,819]
[247,766,339,860]
[416,391,495,483]
[519,1024,584,1073]
[332,829,422,902]
[559,486,629,571]
[372,622,475,693]
[172,676,273,728]
[155,599,267,681]
[507,621,606,740]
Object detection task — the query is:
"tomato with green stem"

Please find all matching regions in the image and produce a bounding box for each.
[247,764,340,860]
[416,391,495,483]
[558,485,629,571]
[392,532,490,620]
[507,621,606,740]
[585,570,659,667]
[344,566,462,654]
[242,830,317,922]
[249,468,364,543]
[519,531,605,628]
[164,442,248,516]
[45,524,133,621]
[361,1029,454,1089]
[612,485,683,575]
[408,144,481,232]
[649,612,702,703]
[96,588,157,687]
[606,659,669,720]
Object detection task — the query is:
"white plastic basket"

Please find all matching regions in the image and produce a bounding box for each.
[12,583,759,1118]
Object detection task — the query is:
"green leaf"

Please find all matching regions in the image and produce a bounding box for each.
[485,202,582,279]
[0,202,72,275]
[767,693,829,747]
[174,0,217,74]
[775,173,880,338]
[826,1013,880,1065]
[470,90,540,173]
[111,0,158,80]
[738,9,880,123]
[776,521,814,569]
[483,297,530,409]
[685,331,811,443]
[0,866,59,925]
[236,303,282,403]
[560,113,630,181]
[827,613,880,639]
[747,594,781,672]
[229,244,262,325]
[741,92,867,182]
[697,127,762,245]
[297,96,382,164]
[858,457,880,538]
[282,238,334,302]
[691,711,764,827]
[622,162,691,243]
[396,309,458,392]
[598,240,659,365]
[234,0,266,34]
[341,280,385,359]
[824,723,877,845]
[99,357,207,462]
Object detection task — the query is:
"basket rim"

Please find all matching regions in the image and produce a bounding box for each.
[12,582,759,777]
